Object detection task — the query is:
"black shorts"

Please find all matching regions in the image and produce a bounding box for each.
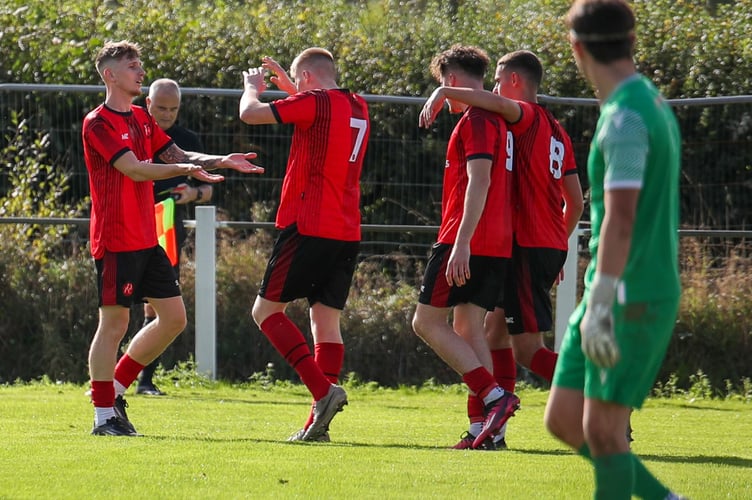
[502,243,567,334]
[418,243,508,311]
[259,224,360,310]
[95,245,180,308]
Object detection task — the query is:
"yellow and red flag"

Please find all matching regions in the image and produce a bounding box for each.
[155,198,178,266]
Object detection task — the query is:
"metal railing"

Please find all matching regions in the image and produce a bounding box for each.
[3,84,752,377]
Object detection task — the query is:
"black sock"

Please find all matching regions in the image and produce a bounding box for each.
[138,358,159,387]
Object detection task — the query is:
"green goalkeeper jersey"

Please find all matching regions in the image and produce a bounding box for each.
[585,74,681,302]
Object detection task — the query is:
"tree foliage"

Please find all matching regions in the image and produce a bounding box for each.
[1,0,750,98]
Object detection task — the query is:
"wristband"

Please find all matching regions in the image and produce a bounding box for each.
[195,186,203,202]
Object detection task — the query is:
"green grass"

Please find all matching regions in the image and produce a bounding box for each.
[0,381,750,499]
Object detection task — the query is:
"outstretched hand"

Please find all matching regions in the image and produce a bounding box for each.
[183,165,225,183]
[419,87,448,128]
[243,67,267,94]
[219,152,265,174]
[262,56,296,94]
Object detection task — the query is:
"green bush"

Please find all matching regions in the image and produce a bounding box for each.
[2,221,751,394]
[1,0,751,393]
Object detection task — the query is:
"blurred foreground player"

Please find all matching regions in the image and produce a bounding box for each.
[544,2,684,498]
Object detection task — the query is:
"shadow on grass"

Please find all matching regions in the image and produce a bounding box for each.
[641,453,752,468]
[648,401,745,412]
[139,434,578,454]
[140,435,446,450]
[136,432,752,466]
[150,394,309,407]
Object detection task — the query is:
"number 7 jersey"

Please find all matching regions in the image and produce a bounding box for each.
[270,89,370,241]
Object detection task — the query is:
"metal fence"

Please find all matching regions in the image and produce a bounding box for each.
[2,84,751,378]
[2,84,751,256]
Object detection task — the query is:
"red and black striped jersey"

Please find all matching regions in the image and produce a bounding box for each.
[83,103,172,258]
[270,89,370,242]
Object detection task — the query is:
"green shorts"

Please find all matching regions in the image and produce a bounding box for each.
[552,295,680,409]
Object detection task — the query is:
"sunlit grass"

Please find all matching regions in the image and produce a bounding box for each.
[0,381,749,499]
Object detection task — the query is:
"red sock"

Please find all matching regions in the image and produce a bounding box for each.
[90,380,115,408]
[491,348,517,393]
[114,354,145,390]
[304,342,345,429]
[467,394,485,424]
[461,367,497,400]
[530,347,558,382]
[260,313,331,400]
[315,342,345,384]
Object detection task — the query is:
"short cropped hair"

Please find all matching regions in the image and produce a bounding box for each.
[291,47,337,79]
[429,44,489,82]
[95,40,141,78]
[566,0,635,64]
[497,50,543,89]
[149,78,181,100]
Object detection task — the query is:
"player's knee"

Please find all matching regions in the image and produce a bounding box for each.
[411,312,424,338]
[583,417,623,452]
[544,407,563,440]
[412,310,432,340]
[544,400,579,447]
[162,312,187,337]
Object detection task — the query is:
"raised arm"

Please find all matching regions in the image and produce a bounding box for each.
[262,56,296,95]
[239,67,278,125]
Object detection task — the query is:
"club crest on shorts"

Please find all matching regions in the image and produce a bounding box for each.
[122,282,134,297]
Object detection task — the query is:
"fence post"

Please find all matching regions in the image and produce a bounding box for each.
[554,227,580,352]
[194,206,217,379]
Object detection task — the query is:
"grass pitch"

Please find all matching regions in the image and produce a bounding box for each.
[0,381,749,499]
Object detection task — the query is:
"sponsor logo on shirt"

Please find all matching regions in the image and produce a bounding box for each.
[121,133,129,140]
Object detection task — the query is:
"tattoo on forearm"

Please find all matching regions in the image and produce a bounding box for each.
[159,144,219,170]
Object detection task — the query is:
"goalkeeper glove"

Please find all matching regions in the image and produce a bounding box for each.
[581,272,620,368]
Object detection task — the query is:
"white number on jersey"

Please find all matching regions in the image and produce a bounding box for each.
[505,130,514,171]
[549,137,565,179]
[349,118,368,162]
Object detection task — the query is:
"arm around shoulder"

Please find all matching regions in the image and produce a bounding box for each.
[441,87,522,123]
